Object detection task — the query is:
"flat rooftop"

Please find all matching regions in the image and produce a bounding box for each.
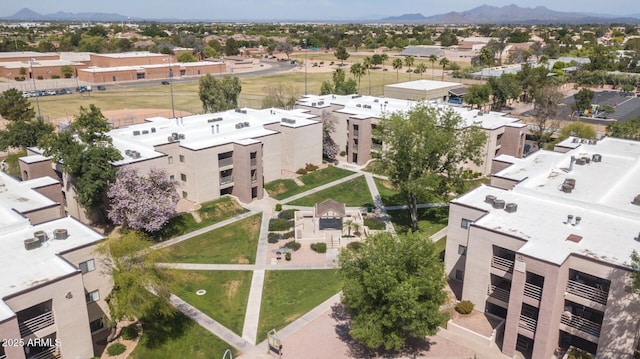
[91,51,167,59]
[455,136,640,268]
[385,79,461,91]
[108,107,319,165]
[0,216,104,321]
[0,172,58,226]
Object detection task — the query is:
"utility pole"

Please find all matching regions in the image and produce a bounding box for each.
[164,58,176,118]
[303,39,308,95]
[29,58,42,120]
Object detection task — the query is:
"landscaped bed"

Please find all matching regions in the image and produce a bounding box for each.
[158,213,262,264]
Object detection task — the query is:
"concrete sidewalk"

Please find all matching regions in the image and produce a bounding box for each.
[364,172,397,237]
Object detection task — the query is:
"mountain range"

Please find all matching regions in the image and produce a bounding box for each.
[2,5,639,24]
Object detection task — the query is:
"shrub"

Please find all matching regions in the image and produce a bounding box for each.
[346,241,362,251]
[52,75,60,79]
[567,348,594,359]
[278,209,296,220]
[364,217,386,230]
[269,218,293,231]
[275,203,282,211]
[15,77,25,81]
[37,75,44,80]
[284,240,301,251]
[296,168,308,175]
[311,242,327,253]
[305,163,319,172]
[107,343,127,356]
[455,300,474,315]
[285,252,292,261]
[281,230,295,239]
[268,232,281,243]
[339,151,346,157]
[121,324,139,340]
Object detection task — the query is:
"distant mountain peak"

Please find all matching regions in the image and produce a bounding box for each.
[381,13,427,21]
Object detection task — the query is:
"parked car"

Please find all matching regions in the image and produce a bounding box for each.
[161,80,170,85]
[96,85,106,91]
[448,97,463,105]
[76,86,88,93]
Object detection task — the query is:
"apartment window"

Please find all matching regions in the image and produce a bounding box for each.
[89,317,105,332]
[180,173,187,182]
[251,169,257,183]
[179,155,185,163]
[86,290,100,304]
[458,245,467,256]
[168,156,173,164]
[182,191,188,199]
[169,175,175,181]
[79,259,95,274]
[455,270,464,281]
[461,218,472,229]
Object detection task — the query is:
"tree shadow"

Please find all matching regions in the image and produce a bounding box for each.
[137,303,191,349]
[330,303,435,359]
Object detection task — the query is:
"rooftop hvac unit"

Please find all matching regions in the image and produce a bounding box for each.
[241,109,247,114]
[235,123,244,129]
[178,134,185,140]
[133,130,141,136]
[485,195,496,204]
[235,108,242,113]
[572,138,579,143]
[142,130,149,135]
[632,194,640,206]
[24,238,40,251]
[208,117,223,123]
[125,149,133,156]
[592,154,602,162]
[492,199,505,209]
[151,127,156,133]
[243,122,250,127]
[562,184,573,193]
[54,228,68,240]
[318,101,324,105]
[575,158,586,165]
[131,151,141,159]
[312,102,317,106]
[172,132,179,140]
[167,136,175,142]
[505,203,518,213]
[356,104,362,108]
[34,230,47,243]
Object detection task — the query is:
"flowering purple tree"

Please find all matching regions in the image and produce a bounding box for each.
[107,167,179,232]
[322,110,339,161]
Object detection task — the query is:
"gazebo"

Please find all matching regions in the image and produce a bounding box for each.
[314,199,346,230]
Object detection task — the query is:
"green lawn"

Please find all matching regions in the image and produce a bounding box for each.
[373,177,405,206]
[287,176,372,207]
[434,236,447,262]
[265,166,355,200]
[258,269,342,342]
[362,160,387,176]
[129,311,235,359]
[152,196,248,241]
[169,270,253,335]
[158,213,262,264]
[388,206,449,236]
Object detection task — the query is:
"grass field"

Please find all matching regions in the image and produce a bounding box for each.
[168,270,253,335]
[158,213,262,264]
[265,166,355,200]
[257,269,342,343]
[388,206,449,236]
[373,177,405,206]
[287,175,372,207]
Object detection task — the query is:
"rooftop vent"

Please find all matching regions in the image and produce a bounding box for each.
[352,94,362,99]
[208,117,223,123]
[151,127,156,133]
[566,234,583,243]
[485,195,496,204]
[492,199,505,209]
[131,151,141,159]
[564,178,576,189]
[282,118,296,124]
[505,203,518,213]
[582,156,591,164]
[142,130,149,135]
[374,99,379,103]
[178,134,185,140]
[311,102,317,106]
[235,108,242,113]
[34,230,47,243]
[477,110,484,116]
[54,228,68,240]
[592,154,602,162]
[575,158,586,166]
[235,123,244,129]
[633,194,640,206]
[167,136,176,142]
[243,121,250,127]
[172,132,179,140]
[133,130,141,136]
[562,183,573,193]
[318,101,324,105]
[356,104,362,108]
[24,238,40,251]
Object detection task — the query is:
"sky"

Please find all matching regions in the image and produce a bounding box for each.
[1,0,639,21]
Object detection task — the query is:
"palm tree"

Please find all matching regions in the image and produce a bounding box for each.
[350,62,365,94]
[392,58,403,82]
[380,53,389,87]
[404,55,414,80]
[416,63,427,79]
[439,57,450,81]
[363,56,372,95]
[428,54,438,79]
[343,219,355,237]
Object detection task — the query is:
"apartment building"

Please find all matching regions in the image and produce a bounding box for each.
[20,107,322,222]
[0,172,111,359]
[297,93,526,174]
[444,136,640,358]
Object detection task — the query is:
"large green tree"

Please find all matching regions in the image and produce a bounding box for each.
[488,74,520,110]
[573,88,594,115]
[531,85,563,149]
[320,68,357,95]
[606,117,640,140]
[465,83,492,109]
[199,75,242,113]
[339,232,447,350]
[39,105,122,211]
[0,88,35,122]
[334,44,350,66]
[392,58,403,82]
[0,88,54,151]
[376,103,487,231]
[261,82,299,109]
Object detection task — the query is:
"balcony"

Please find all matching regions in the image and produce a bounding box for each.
[27,346,61,359]
[566,280,608,305]
[0,353,6,359]
[218,157,233,168]
[250,158,257,167]
[487,284,510,304]
[518,314,537,333]
[353,129,359,137]
[220,175,234,186]
[561,312,601,338]
[19,311,54,337]
[491,255,514,273]
[524,282,542,301]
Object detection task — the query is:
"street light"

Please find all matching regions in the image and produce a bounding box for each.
[29,58,42,120]
[303,39,307,95]
[164,58,176,118]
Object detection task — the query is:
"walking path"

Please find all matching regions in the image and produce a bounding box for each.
[152,165,504,359]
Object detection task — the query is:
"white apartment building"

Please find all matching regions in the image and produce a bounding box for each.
[0,172,111,359]
[445,136,640,358]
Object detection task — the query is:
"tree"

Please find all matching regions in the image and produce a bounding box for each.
[392,58,403,82]
[376,103,486,231]
[0,88,35,122]
[224,37,240,56]
[107,167,179,232]
[350,62,365,94]
[363,56,373,95]
[573,88,594,115]
[334,44,350,66]
[558,122,597,141]
[465,84,492,109]
[343,219,355,237]
[321,110,339,161]
[199,75,242,113]
[176,51,197,63]
[97,230,176,331]
[439,57,450,81]
[261,82,299,109]
[416,63,427,78]
[630,251,640,294]
[487,74,520,110]
[276,42,293,59]
[339,232,447,350]
[606,117,640,140]
[404,55,414,78]
[60,65,74,78]
[0,118,53,152]
[320,68,357,95]
[531,85,563,149]
[39,105,123,212]
[428,55,438,79]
